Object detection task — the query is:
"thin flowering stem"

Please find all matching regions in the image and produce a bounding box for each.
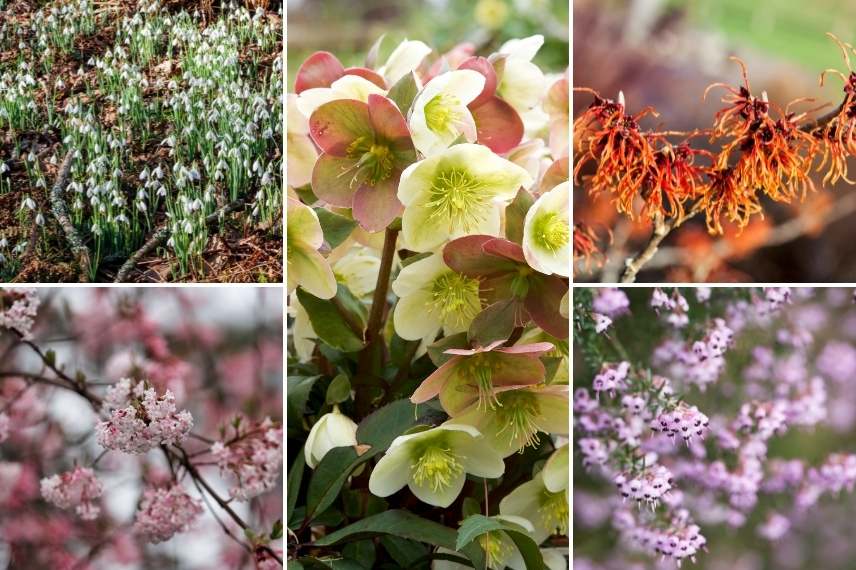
[361,226,399,372]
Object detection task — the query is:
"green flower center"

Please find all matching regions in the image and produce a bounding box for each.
[461,354,501,411]
[495,390,542,450]
[531,211,569,253]
[424,93,462,135]
[425,168,491,232]
[429,271,482,329]
[539,488,569,536]
[479,531,511,570]
[411,444,463,492]
[346,136,394,185]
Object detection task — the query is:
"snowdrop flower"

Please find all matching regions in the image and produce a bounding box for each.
[522,182,570,277]
[304,406,358,469]
[409,69,484,156]
[398,143,532,251]
[369,423,504,507]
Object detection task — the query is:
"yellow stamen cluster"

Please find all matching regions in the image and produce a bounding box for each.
[539,488,569,536]
[496,390,542,450]
[424,93,463,136]
[462,355,502,410]
[411,445,463,492]
[429,271,482,328]
[531,211,569,253]
[425,168,491,232]
[478,531,511,570]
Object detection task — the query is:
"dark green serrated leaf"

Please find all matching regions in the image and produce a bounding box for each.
[305,446,379,523]
[502,527,544,570]
[387,72,419,116]
[356,398,417,451]
[456,515,545,570]
[316,208,357,249]
[326,373,352,405]
[287,375,321,434]
[287,561,305,570]
[467,299,519,346]
[455,515,505,550]
[505,188,534,244]
[297,289,364,353]
[380,535,429,568]
[343,539,376,569]
[286,447,306,528]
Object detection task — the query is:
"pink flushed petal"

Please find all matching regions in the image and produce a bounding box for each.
[294,51,345,93]
[309,99,374,155]
[482,238,526,263]
[367,94,414,153]
[459,56,497,108]
[496,341,555,355]
[426,42,476,81]
[410,357,460,403]
[343,67,388,89]
[540,157,569,194]
[525,276,569,339]
[444,235,517,278]
[471,96,524,154]
[311,153,360,207]
[444,339,504,356]
[352,177,404,232]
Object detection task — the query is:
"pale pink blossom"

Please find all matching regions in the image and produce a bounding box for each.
[0,288,40,338]
[0,412,9,442]
[133,484,202,543]
[40,467,104,520]
[212,417,283,501]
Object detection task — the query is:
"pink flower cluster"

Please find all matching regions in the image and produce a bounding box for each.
[592,361,630,398]
[40,467,104,520]
[651,287,690,328]
[95,378,193,454]
[651,403,709,445]
[592,288,630,317]
[0,288,40,338]
[133,484,202,543]
[615,465,674,508]
[615,509,706,566]
[211,417,283,501]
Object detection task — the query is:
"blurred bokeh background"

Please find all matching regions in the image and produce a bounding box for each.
[574,0,856,282]
[286,0,569,87]
[573,287,856,570]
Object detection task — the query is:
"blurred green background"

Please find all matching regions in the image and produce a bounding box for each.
[286,0,569,89]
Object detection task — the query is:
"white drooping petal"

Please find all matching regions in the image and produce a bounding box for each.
[290,294,317,362]
[499,34,544,62]
[409,70,485,156]
[523,181,570,277]
[368,444,411,496]
[542,444,569,493]
[333,246,381,300]
[287,199,337,299]
[379,39,432,84]
[498,57,547,112]
[304,408,358,468]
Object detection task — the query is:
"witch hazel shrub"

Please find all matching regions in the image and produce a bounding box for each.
[287,33,569,569]
[574,287,856,570]
[0,288,283,568]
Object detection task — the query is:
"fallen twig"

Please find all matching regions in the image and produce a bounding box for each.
[114,198,246,283]
[49,150,92,281]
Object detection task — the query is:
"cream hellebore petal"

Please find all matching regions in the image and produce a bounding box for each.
[496,35,547,113]
[368,423,504,508]
[409,70,485,156]
[379,39,432,84]
[499,470,569,544]
[398,144,533,252]
[391,253,482,341]
[523,182,570,277]
[286,94,317,188]
[289,292,316,362]
[287,199,337,299]
[540,549,569,570]
[332,246,381,300]
[304,406,359,468]
[542,444,569,493]
[296,74,387,118]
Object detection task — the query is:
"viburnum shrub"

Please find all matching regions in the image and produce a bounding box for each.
[0,287,283,568]
[574,287,856,569]
[287,34,569,569]
[573,34,856,282]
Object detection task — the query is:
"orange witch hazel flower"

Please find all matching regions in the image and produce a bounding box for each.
[701,168,763,235]
[410,340,554,415]
[816,34,856,185]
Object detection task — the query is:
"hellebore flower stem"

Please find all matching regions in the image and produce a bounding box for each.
[362,226,400,375]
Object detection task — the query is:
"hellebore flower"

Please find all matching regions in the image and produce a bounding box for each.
[378,39,432,84]
[434,516,537,570]
[297,74,387,119]
[522,181,570,277]
[454,384,569,457]
[391,252,482,341]
[410,340,554,413]
[544,73,570,158]
[499,469,569,543]
[496,35,547,113]
[398,144,533,252]
[309,94,417,231]
[368,423,504,507]
[304,406,359,469]
[287,94,317,188]
[443,235,569,339]
[457,56,525,154]
[542,443,569,493]
[410,69,485,156]
[286,198,337,300]
[294,50,386,95]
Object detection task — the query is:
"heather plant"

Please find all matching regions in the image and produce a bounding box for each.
[574,287,856,569]
[0,287,283,567]
[0,0,282,282]
[287,33,569,569]
[573,34,856,282]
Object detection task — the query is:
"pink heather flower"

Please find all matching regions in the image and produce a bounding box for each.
[578,437,609,468]
[96,379,193,454]
[696,287,711,302]
[40,467,104,520]
[592,361,630,398]
[0,288,40,338]
[593,313,612,334]
[211,417,283,501]
[621,394,646,415]
[758,512,790,541]
[133,484,202,543]
[815,453,856,495]
[764,287,792,310]
[617,509,706,565]
[0,412,9,443]
[816,341,856,384]
[614,465,673,508]
[650,403,709,445]
[592,288,629,317]
[736,401,787,439]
